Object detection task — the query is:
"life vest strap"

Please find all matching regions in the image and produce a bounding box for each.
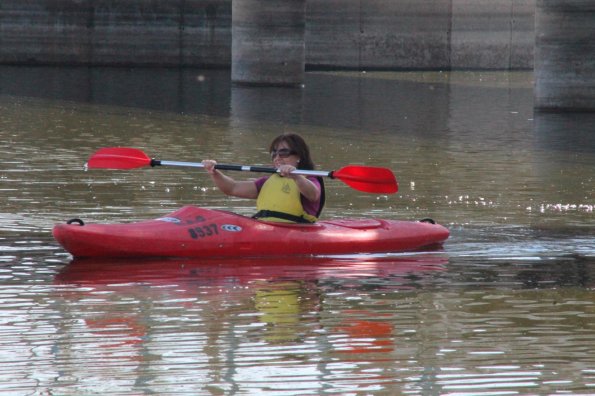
[253,210,314,224]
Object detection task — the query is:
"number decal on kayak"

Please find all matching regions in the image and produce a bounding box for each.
[188,224,219,239]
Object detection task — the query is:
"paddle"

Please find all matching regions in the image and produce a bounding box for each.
[87,147,398,194]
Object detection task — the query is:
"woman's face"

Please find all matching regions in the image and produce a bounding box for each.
[270,141,299,167]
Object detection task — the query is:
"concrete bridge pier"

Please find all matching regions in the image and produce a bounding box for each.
[231,0,306,86]
[534,0,595,112]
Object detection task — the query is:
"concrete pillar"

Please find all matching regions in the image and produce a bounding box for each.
[231,0,305,86]
[534,0,595,111]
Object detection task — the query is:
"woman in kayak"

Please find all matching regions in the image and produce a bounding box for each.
[202,133,324,223]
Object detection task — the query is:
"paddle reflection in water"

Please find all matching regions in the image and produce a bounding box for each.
[54,255,446,394]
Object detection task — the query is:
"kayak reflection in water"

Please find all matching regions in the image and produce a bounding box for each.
[202,133,325,223]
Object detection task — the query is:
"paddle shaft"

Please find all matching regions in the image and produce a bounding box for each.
[153,160,333,178]
[86,147,398,193]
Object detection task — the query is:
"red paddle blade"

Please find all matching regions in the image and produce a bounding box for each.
[333,165,398,194]
[87,147,152,169]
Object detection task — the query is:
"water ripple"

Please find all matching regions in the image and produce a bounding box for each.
[1,68,595,394]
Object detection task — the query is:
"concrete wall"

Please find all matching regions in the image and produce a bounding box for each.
[451,0,535,70]
[306,0,535,70]
[0,0,231,67]
[232,0,306,85]
[0,0,535,70]
[534,0,595,111]
[306,0,452,69]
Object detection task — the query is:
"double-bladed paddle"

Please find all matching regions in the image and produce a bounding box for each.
[87,147,398,194]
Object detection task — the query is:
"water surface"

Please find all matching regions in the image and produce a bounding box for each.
[0,66,594,395]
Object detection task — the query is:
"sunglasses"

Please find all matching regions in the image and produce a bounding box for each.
[270,148,296,159]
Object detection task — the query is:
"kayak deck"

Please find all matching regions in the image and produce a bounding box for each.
[53,206,449,259]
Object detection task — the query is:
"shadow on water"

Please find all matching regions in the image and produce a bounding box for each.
[0,66,232,117]
[7,66,593,165]
[5,66,593,159]
[53,250,595,292]
[54,254,449,288]
[534,112,595,154]
[1,66,452,137]
[447,255,595,290]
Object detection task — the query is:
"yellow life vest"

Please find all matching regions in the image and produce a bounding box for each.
[255,174,318,223]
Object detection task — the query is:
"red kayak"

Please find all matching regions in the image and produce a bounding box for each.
[53,206,449,259]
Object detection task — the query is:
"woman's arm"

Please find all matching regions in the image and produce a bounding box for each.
[203,160,258,199]
[278,165,321,202]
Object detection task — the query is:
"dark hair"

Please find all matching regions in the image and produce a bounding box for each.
[269,133,315,170]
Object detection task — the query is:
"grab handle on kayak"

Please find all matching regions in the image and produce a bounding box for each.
[66,218,85,226]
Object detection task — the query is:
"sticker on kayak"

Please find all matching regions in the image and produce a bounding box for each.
[157,217,182,224]
[221,224,242,232]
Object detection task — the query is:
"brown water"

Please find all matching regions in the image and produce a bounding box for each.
[1,66,594,395]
